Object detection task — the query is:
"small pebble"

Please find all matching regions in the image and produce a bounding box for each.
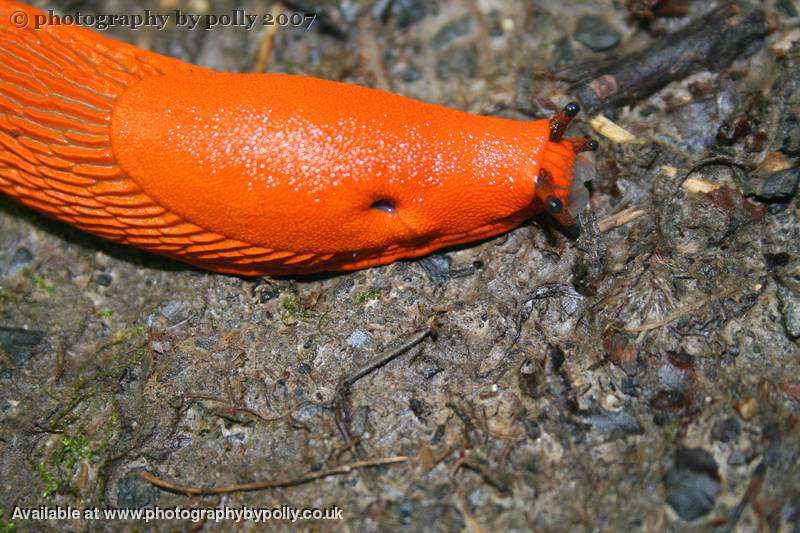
[409,398,429,421]
[0,326,45,365]
[346,329,373,349]
[776,284,800,338]
[419,254,451,286]
[252,280,280,303]
[432,15,473,50]
[436,45,478,80]
[750,167,800,201]
[391,0,434,28]
[574,15,621,52]
[551,36,574,66]
[116,470,159,508]
[711,417,741,442]
[781,123,800,156]
[734,396,758,420]
[525,419,541,439]
[469,488,482,506]
[728,450,747,466]
[664,448,721,521]
[160,300,189,324]
[4,247,33,277]
[396,63,422,83]
[580,408,642,440]
[416,355,443,379]
[397,498,416,523]
[291,402,326,423]
[94,272,113,287]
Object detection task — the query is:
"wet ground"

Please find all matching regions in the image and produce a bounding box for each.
[1,0,799,531]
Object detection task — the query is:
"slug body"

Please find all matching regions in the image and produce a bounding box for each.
[0,0,594,276]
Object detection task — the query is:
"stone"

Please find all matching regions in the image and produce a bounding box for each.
[574,15,621,52]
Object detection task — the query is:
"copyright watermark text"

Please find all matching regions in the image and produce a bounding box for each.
[9,9,317,31]
[12,504,343,523]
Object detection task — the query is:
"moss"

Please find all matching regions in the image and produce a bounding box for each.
[281,291,304,314]
[283,60,300,74]
[115,326,145,343]
[45,390,96,432]
[0,285,27,316]
[661,419,681,442]
[356,289,381,304]
[37,422,119,499]
[101,345,147,378]
[96,411,121,456]
[31,339,144,499]
[61,433,93,469]
[0,510,15,533]
[31,274,55,294]
[37,458,59,500]
[280,290,312,322]
[37,431,94,496]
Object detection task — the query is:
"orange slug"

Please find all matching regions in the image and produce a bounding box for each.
[0,0,596,276]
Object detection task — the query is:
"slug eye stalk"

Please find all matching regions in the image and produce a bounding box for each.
[549,102,599,154]
[549,102,581,142]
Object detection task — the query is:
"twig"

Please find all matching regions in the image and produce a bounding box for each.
[356,17,392,91]
[450,457,510,494]
[454,493,485,533]
[140,456,408,496]
[329,436,361,463]
[253,3,283,73]
[184,393,283,423]
[681,176,721,194]
[53,339,66,384]
[337,326,434,391]
[420,444,458,470]
[597,207,648,232]
[589,115,642,144]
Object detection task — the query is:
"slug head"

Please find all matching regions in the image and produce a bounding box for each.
[535,102,598,237]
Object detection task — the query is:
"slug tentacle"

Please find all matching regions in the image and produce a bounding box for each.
[569,138,599,154]
[549,102,581,142]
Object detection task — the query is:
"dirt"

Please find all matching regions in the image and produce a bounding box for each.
[1,0,799,531]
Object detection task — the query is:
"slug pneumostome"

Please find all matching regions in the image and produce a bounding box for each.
[0,0,596,276]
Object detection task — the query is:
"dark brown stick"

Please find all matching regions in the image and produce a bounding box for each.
[568,3,768,115]
[337,327,434,391]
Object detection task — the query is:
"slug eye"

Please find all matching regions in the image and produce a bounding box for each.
[371,198,396,213]
[564,102,580,117]
[546,196,563,214]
